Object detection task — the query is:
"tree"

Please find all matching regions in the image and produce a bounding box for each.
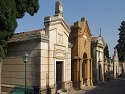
[104,43,109,59]
[0,0,39,58]
[0,0,39,93]
[116,21,125,62]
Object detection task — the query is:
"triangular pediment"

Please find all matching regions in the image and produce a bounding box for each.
[97,36,105,45]
[69,17,92,44]
[44,15,70,37]
[58,19,70,37]
[78,17,92,39]
[82,20,92,37]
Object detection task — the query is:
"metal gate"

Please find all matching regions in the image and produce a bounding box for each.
[56,62,62,90]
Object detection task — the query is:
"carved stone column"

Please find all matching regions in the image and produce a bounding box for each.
[79,58,84,89]
[90,58,93,86]
[72,56,81,90]
[87,58,91,86]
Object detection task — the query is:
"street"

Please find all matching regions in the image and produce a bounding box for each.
[71,78,125,94]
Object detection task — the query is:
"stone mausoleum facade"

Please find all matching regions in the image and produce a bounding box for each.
[69,17,93,89]
[91,30,105,84]
[112,47,120,78]
[2,1,72,94]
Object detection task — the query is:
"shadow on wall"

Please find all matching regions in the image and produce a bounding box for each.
[2,41,41,93]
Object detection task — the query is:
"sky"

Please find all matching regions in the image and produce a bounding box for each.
[15,0,125,57]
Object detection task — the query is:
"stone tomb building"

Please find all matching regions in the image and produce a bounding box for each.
[91,30,105,84]
[112,47,120,78]
[2,1,72,94]
[69,17,93,89]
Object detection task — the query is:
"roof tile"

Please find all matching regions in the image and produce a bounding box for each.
[9,29,45,43]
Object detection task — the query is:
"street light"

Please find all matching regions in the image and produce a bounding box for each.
[22,52,29,94]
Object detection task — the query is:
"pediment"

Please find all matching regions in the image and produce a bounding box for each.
[55,20,70,38]
[83,21,92,37]
[69,17,92,44]
[44,15,70,37]
[78,18,92,39]
[52,19,70,45]
[97,37,105,45]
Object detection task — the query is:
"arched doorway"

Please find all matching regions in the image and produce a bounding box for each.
[82,53,87,85]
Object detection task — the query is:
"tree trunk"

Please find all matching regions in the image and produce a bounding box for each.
[0,58,2,93]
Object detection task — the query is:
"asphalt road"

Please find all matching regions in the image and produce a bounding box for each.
[71,78,125,94]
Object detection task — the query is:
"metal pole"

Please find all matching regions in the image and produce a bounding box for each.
[25,62,27,94]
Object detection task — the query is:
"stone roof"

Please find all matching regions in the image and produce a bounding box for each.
[9,29,46,43]
[91,37,98,41]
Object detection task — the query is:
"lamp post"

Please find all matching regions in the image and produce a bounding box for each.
[22,52,29,94]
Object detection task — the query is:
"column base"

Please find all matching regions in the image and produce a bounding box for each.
[40,85,56,94]
[83,78,93,86]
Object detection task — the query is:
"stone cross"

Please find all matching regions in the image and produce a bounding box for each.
[99,28,102,37]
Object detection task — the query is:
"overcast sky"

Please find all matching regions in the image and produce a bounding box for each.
[15,0,125,57]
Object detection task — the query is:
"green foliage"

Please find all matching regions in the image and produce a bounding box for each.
[116,21,125,62]
[0,0,39,58]
[15,0,39,18]
[104,43,109,59]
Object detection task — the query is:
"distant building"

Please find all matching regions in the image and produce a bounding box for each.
[103,56,110,81]
[112,47,120,78]
[2,1,72,94]
[91,29,105,84]
[104,56,109,74]
[123,62,125,77]
[108,57,113,72]
[119,62,125,77]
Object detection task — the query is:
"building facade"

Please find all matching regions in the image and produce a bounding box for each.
[119,62,125,77]
[104,56,109,73]
[91,30,105,84]
[112,47,120,78]
[2,1,72,94]
[69,17,93,90]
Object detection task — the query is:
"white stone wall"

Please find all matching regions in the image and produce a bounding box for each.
[113,48,120,78]
[92,37,105,83]
[66,47,71,81]
[40,42,49,87]
[2,41,43,87]
[47,22,71,87]
[113,61,119,78]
